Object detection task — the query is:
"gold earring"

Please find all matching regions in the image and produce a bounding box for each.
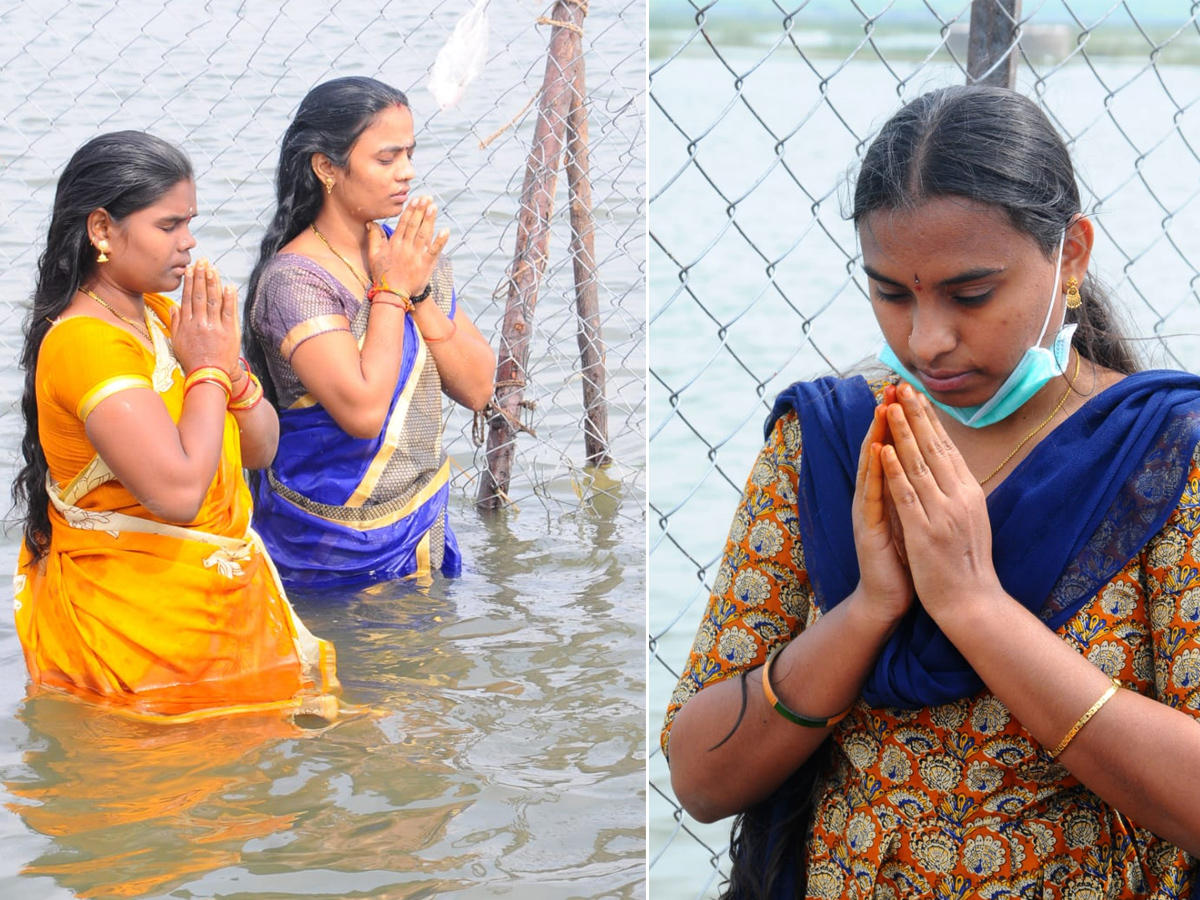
[324,180,334,195]
[1065,276,1082,309]
[96,240,110,264]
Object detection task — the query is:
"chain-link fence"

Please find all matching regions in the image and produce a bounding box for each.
[649,2,1200,896]
[0,0,645,519]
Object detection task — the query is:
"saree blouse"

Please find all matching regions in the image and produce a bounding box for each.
[661,381,1200,900]
[15,294,339,721]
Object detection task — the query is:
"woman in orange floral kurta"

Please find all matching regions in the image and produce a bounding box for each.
[664,385,1200,898]
[662,86,1200,899]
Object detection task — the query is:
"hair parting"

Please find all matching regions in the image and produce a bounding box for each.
[852,84,1141,376]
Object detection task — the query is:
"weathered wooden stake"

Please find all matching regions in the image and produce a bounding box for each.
[967,0,1022,88]
[477,0,586,508]
[565,46,610,469]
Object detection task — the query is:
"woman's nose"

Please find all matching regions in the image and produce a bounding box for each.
[907,307,956,363]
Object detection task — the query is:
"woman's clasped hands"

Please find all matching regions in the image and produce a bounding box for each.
[854,382,1005,625]
[170,258,241,379]
[366,196,450,300]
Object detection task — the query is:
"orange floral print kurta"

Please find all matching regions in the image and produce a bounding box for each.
[662,386,1199,899]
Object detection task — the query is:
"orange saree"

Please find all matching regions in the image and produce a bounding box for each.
[14,293,340,722]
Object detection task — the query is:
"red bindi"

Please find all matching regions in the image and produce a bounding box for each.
[913,274,922,291]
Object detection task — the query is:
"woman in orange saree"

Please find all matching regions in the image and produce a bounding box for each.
[12,131,339,722]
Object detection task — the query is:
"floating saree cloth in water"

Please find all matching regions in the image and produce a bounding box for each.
[768,370,1200,709]
[249,253,462,589]
[14,294,340,721]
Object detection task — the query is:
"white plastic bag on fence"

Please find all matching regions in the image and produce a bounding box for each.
[428,0,491,111]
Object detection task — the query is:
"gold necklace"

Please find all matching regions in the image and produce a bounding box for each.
[310,224,371,290]
[81,288,151,343]
[978,351,1081,487]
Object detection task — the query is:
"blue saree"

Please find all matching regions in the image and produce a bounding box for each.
[249,253,462,590]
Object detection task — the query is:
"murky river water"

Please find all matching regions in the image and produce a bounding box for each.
[0,0,647,897]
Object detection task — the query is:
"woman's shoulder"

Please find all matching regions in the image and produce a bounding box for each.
[38,314,152,411]
[260,253,352,297]
[42,313,142,356]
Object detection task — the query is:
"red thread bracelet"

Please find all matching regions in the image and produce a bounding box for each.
[423,319,457,344]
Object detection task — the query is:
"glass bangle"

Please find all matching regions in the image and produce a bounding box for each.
[761,642,852,728]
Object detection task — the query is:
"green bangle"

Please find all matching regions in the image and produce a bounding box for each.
[761,643,853,728]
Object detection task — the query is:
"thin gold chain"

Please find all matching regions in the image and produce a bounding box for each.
[80,288,151,343]
[978,351,1081,487]
[310,224,371,290]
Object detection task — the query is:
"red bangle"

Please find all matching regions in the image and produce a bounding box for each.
[228,373,264,411]
[230,365,254,403]
[370,292,412,312]
[368,273,412,310]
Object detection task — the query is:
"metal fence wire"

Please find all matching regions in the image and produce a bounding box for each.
[649,1,1200,896]
[0,0,646,520]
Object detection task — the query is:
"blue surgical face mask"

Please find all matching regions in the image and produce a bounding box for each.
[876,231,1076,429]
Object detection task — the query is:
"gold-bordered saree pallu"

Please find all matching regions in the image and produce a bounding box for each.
[250,269,462,590]
[14,299,340,723]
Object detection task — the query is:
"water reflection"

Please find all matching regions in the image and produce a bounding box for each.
[6,695,471,898]
[1,500,645,898]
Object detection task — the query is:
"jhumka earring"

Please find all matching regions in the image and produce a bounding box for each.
[96,240,110,264]
[1065,276,1082,309]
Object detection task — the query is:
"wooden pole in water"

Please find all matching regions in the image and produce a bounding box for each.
[477,0,589,508]
[967,0,1022,88]
[565,43,611,469]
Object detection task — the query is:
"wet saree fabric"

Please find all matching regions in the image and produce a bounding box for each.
[662,375,1200,899]
[248,254,461,589]
[14,294,339,721]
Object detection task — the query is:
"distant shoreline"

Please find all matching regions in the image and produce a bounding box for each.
[650,19,1200,65]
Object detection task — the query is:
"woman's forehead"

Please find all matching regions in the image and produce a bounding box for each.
[355,104,414,148]
[860,198,1034,270]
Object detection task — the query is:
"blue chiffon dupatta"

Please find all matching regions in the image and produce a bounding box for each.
[768,370,1200,709]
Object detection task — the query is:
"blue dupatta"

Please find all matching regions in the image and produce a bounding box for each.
[768,370,1200,709]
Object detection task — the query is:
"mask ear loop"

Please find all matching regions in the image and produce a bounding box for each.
[1035,228,1068,350]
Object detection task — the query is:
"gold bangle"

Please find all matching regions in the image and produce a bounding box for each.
[761,643,852,728]
[1048,678,1120,759]
[183,366,233,400]
[228,373,264,411]
[229,358,254,402]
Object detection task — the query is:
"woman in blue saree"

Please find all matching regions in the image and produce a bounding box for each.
[243,77,494,589]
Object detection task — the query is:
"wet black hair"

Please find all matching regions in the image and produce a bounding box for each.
[243,76,409,405]
[14,131,193,560]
